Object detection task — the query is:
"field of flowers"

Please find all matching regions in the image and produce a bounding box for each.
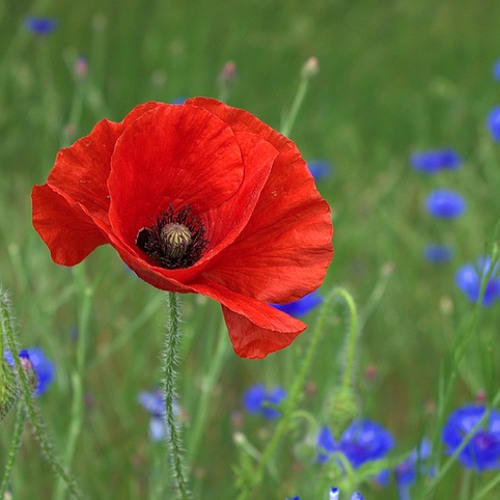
[1,1,500,499]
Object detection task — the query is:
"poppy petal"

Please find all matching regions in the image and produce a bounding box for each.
[44,102,161,224]
[188,98,333,302]
[31,102,163,265]
[189,278,306,359]
[107,104,245,247]
[31,185,108,265]
[101,131,277,289]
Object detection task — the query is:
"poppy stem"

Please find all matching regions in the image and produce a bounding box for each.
[0,401,27,497]
[0,288,84,499]
[281,57,318,137]
[338,288,359,390]
[280,77,310,138]
[162,292,191,500]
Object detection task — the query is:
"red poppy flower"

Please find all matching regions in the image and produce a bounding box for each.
[31,98,333,359]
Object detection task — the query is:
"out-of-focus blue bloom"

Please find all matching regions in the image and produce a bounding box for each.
[423,243,454,264]
[25,347,55,396]
[242,384,286,420]
[171,97,186,105]
[442,405,500,471]
[394,439,433,500]
[425,189,466,219]
[4,347,55,396]
[410,149,462,173]
[286,488,364,500]
[24,16,58,35]
[329,488,364,500]
[138,388,172,442]
[307,160,332,180]
[494,59,500,82]
[318,419,394,482]
[270,290,323,318]
[455,256,500,306]
[487,106,500,142]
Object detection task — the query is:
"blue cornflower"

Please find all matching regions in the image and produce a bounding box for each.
[242,384,286,419]
[286,488,364,500]
[410,148,462,173]
[494,59,500,82]
[394,439,432,500]
[307,160,332,180]
[24,16,58,35]
[25,347,55,396]
[329,488,364,500]
[171,97,186,105]
[271,290,323,318]
[138,388,173,442]
[318,419,394,482]
[455,256,500,306]
[487,106,500,142]
[4,347,55,396]
[423,243,454,264]
[425,189,466,219]
[442,405,500,471]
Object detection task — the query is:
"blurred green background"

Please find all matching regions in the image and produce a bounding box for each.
[1,0,500,498]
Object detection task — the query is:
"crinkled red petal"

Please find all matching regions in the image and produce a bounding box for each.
[189,278,306,359]
[186,97,333,302]
[31,185,108,265]
[31,102,162,265]
[107,104,246,248]
[106,130,278,289]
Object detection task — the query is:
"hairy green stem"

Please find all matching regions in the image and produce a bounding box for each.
[0,402,27,497]
[0,288,84,499]
[338,288,358,390]
[163,292,190,499]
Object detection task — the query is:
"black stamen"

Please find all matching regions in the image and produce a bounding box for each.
[136,204,208,269]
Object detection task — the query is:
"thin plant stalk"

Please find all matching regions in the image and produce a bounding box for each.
[54,264,92,500]
[187,320,229,463]
[0,402,27,497]
[236,287,356,500]
[280,58,318,137]
[163,292,191,499]
[0,288,84,499]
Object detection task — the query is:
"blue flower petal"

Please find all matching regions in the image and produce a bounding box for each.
[423,243,454,264]
[442,405,500,471]
[270,290,323,318]
[425,189,466,219]
[455,256,500,306]
[487,106,500,142]
[24,16,58,35]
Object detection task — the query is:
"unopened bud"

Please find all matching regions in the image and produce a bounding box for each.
[301,56,319,80]
[218,61,237,89]
[327,386,359,439]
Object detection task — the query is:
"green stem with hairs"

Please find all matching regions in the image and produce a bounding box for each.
[163,292,191,499]
[338,288,359,390]
[236,287,355,500]
[0,288,84,499]
[0,402,27,497]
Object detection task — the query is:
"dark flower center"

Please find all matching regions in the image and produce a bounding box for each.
[136,204,208,269]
